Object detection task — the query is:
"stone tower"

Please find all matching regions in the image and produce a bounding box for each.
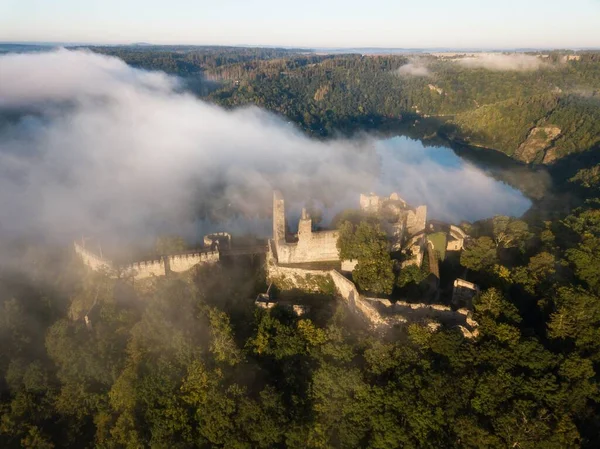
[298,208,312,239]
[273,190,286,244]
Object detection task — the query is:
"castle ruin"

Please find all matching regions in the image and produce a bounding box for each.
[272,191,340,264]
[265,191,478,338]
[75,189,478,337]
[359,192,428,266]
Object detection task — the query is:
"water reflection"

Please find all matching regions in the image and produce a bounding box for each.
[192,136,532,240]
[374,136,532,223]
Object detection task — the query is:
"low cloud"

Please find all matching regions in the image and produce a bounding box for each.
[0,49,378,246]
[456,53,549,71]
[396,62,431,77]
[0,49,530,254]
[375,138,531,223]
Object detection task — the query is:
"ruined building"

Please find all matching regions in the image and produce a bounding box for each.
[360,192,428,266]
[452,278,480,308]
[270,191,431,268]
[272,190,340,264]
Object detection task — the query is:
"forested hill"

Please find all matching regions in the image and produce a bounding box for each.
[2,46,600,448]
[92,46,600,168]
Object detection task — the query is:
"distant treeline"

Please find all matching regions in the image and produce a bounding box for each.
[87,45,311,75]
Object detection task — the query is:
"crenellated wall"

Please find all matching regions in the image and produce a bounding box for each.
[168,251,219,273]
[74,243,219,280]
[125,258,165,280]
[74,242,113,271]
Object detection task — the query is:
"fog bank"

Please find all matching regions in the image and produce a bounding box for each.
[0,49,531,250]
[396,62,431,77]
[456,53,549,71]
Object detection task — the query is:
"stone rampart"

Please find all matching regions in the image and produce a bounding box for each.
[266,240,333,291]
[449,225,467,240]
[74,242,113,271]
[406,205,427,236]
[272,192,340,264]
[268,248,479,338]
[330,269,359,301]
[75,242,220,280]
[329,270,391,327]
[168,251,219,273]
[125,258,165,279]
[341,259,358,273]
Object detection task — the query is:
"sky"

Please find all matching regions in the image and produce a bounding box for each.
[0,0,599,48]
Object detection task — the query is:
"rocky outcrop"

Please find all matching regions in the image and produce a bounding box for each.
[514,126,561,163]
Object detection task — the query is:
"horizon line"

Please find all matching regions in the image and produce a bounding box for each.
[1,41,599,52]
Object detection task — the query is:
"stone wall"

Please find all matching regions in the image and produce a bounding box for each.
[447,225,467,251]
[360,192,407,213]
[273,190,287,245]
[75,243,219,280]
[406,205,427,236]
[168,251,219,273]
[359,193,383,213]
[329,269,359,301]
[266,240,333,292]
[273,192,340,264]
[452,278,480,309]
[268,250,479,337]
[125,258,166,280]
[74,242,113,271]
[402,233,426,268]
[446,239,463,251]
[203,232,232,250]
[449,225,467,240]
[341,259,358,273]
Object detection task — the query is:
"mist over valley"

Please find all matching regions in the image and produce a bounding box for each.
[0,6,599,446]
[0,49,535,252]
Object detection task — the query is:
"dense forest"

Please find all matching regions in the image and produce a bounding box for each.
[1,196,600,448]
[91,46,600,167]
[1,46,600,448]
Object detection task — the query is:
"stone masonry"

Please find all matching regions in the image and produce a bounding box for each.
[265,240,479,338]
[272,191,340,264]
[74,242,219,280]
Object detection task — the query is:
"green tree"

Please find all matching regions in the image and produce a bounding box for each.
[337,221,395,295]
[492,216,530,249]
[461,236,498,272]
